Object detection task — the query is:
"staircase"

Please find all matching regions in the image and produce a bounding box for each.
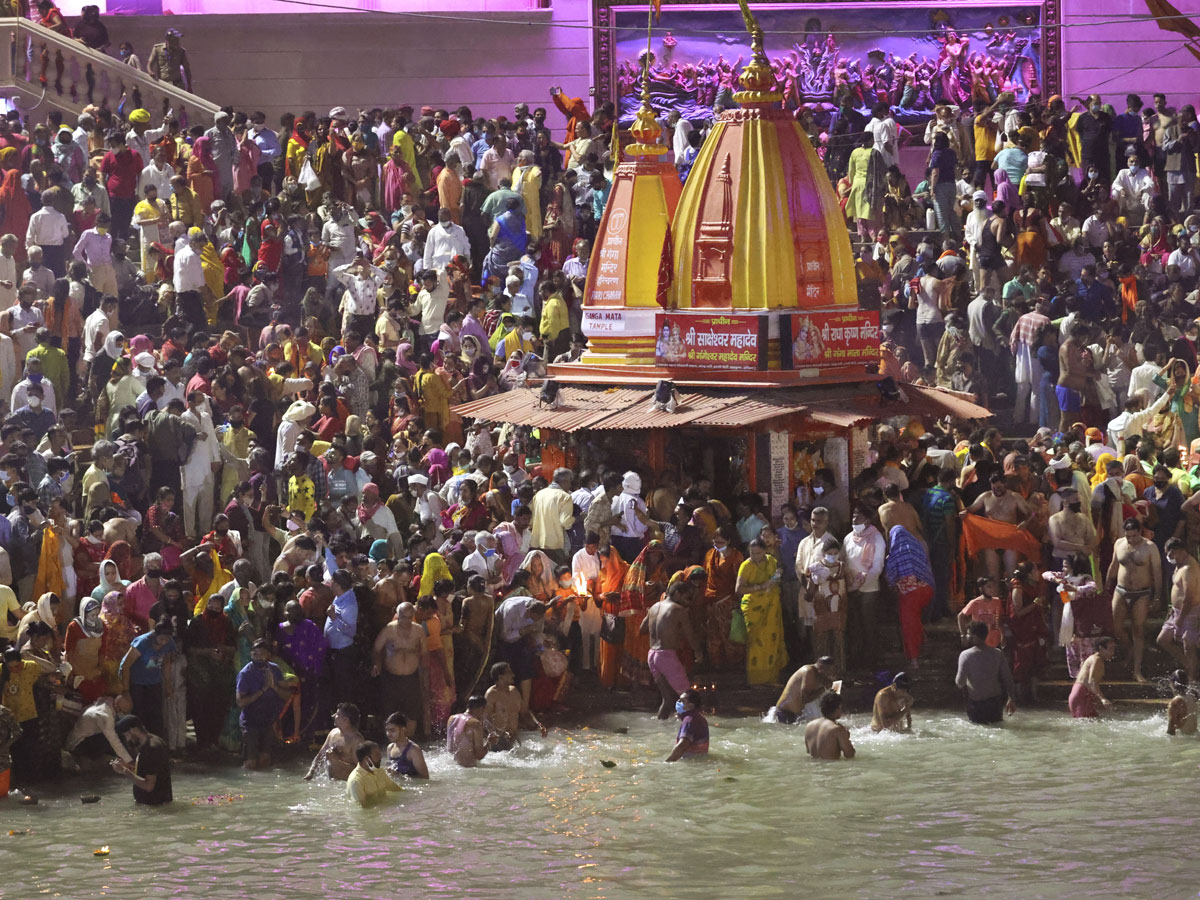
[0,18,219,125]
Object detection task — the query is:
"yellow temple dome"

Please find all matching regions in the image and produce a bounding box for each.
[665,0,856,312]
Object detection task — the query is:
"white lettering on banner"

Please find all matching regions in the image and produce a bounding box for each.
[600,248,620,261]
[805,284,821,298]
[591,291,623,301]
[689,328,757,349]
[806,260,821,273]
[584,310,626,332]
[860,323,880,340]
[599,262,619,274]
[595,276,619,286]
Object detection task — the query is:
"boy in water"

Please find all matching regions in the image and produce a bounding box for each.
[484,661,546,749]
[1167,670,1197,736]
[665,689,709,762]
[804,691,856,760]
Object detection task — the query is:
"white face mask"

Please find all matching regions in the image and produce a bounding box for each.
[813,485,824,495]
[29,397,41,408]
[852,523,866,535]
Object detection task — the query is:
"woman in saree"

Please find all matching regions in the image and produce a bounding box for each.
[619,540,668,690]
[482,198,527,285]
[418,595,454,736]
[0,147,30,265]
[520,550,558,603]
[701,525,745,670]
[1153,358,1200,446]
[64,597,106,703]
[845,133,886,239]
[382,145,413,214]
[275,600,327,742]
[74,521,109,600]
[541,175,576,268]
[104,540,139,583]
[184,591,236,752]
[187,136,219,211]
[418,551,453,598]
[735,538,785,686]
[444,478,491,532]
[883,525,935,668]
[596,544,628,689]
[98,591,140,693]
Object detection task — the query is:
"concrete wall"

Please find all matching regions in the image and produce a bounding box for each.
[1061,0,1200,103]
[107,0,592,123]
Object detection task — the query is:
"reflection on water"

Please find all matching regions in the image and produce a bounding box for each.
[7,710,1200,899]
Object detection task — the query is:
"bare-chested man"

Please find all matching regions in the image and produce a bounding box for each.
[1167,670,1198,736]
[372,602,429,736]
[455,574,495,695]
[446,695,489,767]
[804,691,855,760]
[1105,517,1161,682]
[640,581,701,719]
[1157,538,1200,683]
[484,661,545,750]
[303,702,364,781]
[774,656,835,724]
[372,558,403,631]
[1068,636,1116,718]
[1048,488,1097,568]
[870,672,913,732]
[878,483,925,545]
[965,471,1033,576]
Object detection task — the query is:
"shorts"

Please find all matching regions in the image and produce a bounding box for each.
[967,695,1005,725]
[647,648,690,694]
[1055,385,1082,413]
[241,724,276,760]
[1159,606,1200,650]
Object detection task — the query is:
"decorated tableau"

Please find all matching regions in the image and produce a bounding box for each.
[606,2,1050,124]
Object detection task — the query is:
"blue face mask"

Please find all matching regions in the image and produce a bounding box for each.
[27,372,42,383]
[674,699,686,715]
[482,547,495,558]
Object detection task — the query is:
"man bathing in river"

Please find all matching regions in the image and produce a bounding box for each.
[372,602,429,737]
[870,672,913,732]
[642,581,701,720]
[304,703,364,781]
[804,691,855,760]
[1167,670,1198,736]
[346,741,403,808]
[955,622,1016,724]
[1105,517,1161,683]
[447,695,489,767]
[774,656,836,723]
[1158,538,1200,684]
[484,662,546,750]
[1069,637,1116,718]
[666,689,709,762]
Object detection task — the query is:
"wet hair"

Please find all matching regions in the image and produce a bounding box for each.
[335,702,361,728]
[385,712,410,730]
[491,661,513,681]
[679,689,702,709]
[466,694,487,711]
[355,741,379,763]
[969,621,989,640]
[818,690,842,718]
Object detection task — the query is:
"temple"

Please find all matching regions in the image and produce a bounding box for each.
[456,0,986,508]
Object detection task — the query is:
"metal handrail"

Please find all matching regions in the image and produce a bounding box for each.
[0,18,219,126]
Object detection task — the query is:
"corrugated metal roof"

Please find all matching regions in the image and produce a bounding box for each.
[901,384,993,420]
[803,399,880,428]
[452,386,652,430]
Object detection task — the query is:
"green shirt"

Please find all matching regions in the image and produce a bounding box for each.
[25,344,69,408]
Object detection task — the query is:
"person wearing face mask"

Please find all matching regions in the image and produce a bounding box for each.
[235,638,292,771]
[1048,487,1098,575]
[1070,93,1113,184]
[1110,149,1157,227]
[179,390,221,540]
[841,510,887,670]
[6,383,55,443]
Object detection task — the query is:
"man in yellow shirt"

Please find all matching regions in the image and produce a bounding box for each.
[530,467,576,564]
[540,290,569,361]
[346,741,403,807]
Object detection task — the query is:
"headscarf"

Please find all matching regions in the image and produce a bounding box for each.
[129,334,153,357]
[426,447,450,486]
[1091,452,1115,487]
[105,541,137,581]
[884,525,934,588]
[994,168,1020,211]
[35,592,59,628]
[99,591,138,652]
[192,135,217,175]
[102,330,126,360]
[668,564,706,588]
[395,342,417,375]
[357,482,383,524]
[419,551,452,596]
[75,596,104,638]
[520,549,558,600]
[620,540,667,613]
[1123,453,1143,477]
[368,539,390,563]
[95,559,125,597]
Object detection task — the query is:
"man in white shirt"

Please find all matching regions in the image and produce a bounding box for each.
[423,209,471,271]
[21,246,54,299]
[1111,150,1157,226]
[494,594,546,713]
[412,268,450,348]
[82,296,118,370]
[138,144,176,201]
[1108,389,1172,451]
[0,233,17,309]
[180,390,221,539]
[610,471,651,563]
[7,285,45,361]
[333,257,386,336]
[1167,234,1200,284]
[530,468,576,562]
[26,191,70,277]
[842,511,887,667]
[66,693,135,763]
[1128,347,1167,403]
[11,356,57,414]
[172,228,207,329]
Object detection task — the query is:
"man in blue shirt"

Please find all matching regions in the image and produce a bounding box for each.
[249,111,282,192]
[1076,264,1115,323]
[236,639,292,770]
[118,621,177,738]
[325,569,359,708]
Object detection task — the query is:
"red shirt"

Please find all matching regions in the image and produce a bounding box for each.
[101,149,144,199]
[186,373,213,397]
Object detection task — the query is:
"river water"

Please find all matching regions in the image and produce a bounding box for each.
[6,709,1197,899]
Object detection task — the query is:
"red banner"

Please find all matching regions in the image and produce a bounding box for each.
[791,309,880,368]
[654,313,760,370]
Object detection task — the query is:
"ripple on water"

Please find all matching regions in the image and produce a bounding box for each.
[7,710,1200,898]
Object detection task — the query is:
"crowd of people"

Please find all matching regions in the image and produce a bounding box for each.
[1,4,1200,806]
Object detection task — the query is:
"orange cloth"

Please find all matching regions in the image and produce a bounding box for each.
[961,513,1042,564]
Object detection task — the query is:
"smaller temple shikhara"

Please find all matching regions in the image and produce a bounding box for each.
[574,0,876,379]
